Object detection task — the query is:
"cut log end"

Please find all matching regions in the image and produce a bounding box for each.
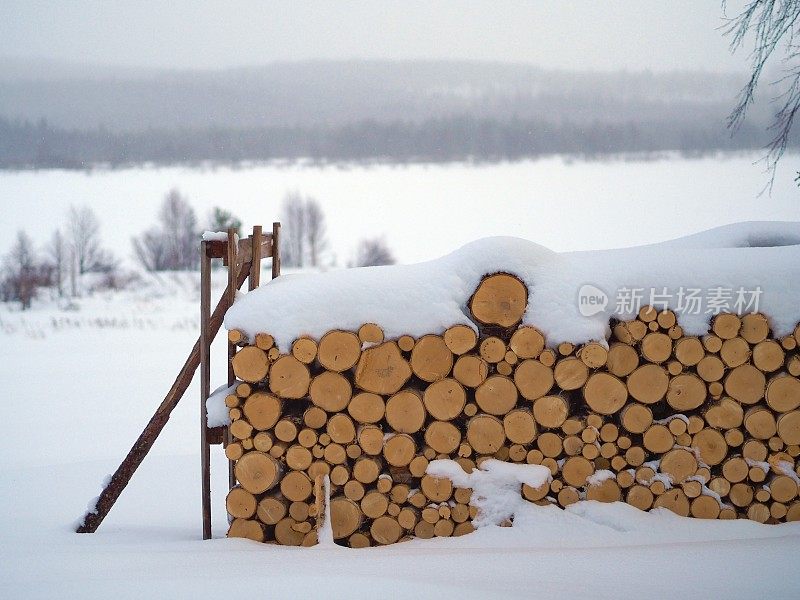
[469,273,528,328]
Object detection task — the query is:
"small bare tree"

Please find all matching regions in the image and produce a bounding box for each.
[3,230,39,309]
[281,192,307,268]
[66,205,116,287]
[724,0,800,181]
[353,237,396,267]
[280,192,330,268]
[67,205,99,274]
[305,198,327,267]
[132,189,199,271]
[46,229,66,297]
[132,228,170,272]
[160,189,199,270]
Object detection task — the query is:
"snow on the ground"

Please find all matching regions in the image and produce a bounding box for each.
[3,158,800,598]
[226,222,800,351]
[1,241,799,599]
[2,449,799,599]
[1,153,800,267]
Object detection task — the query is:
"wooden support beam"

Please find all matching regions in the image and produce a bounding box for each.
[250,225,263,290]
[75,255,251,534]
[226,230,238,383]
[200,241,212,539]
[272,222,281,279]
[226,229,239,492]
[206,234,271,262]
[207,427,225,445]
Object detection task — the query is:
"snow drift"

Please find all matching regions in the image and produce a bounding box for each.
[225,221,800,350]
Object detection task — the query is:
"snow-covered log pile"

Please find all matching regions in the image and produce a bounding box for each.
[218,225,800,546]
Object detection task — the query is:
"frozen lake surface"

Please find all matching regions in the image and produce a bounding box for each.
[1,153,799,265]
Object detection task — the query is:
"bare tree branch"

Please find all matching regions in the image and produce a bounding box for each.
[723,0,800,186]
[280,193,329,268]
[131,189,199,272]
[305,198,327,268]
[46,229,66,297]
[2,231,40,309]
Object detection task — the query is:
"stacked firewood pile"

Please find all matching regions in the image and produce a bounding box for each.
[223,273,800,546]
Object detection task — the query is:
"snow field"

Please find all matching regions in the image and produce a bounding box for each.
[2,157,800,598]
[1,153,799,268]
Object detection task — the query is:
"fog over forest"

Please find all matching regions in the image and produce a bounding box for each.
[0,58,787,168]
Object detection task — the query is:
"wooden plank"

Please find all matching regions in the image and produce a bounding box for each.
[204,233,273,262]
[260,234,274,258]
[207,236,255,263]
[205,240,226,259]
[215,233,269,263]
[207,426,225,445]
[200,242,212,540]
[75,257,251,534]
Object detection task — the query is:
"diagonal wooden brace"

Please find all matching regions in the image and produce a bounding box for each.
[75,261,251,534]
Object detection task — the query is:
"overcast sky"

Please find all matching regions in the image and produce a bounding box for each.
[0,1,749,72]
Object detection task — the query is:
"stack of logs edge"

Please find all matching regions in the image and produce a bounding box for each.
[223,273,800,547]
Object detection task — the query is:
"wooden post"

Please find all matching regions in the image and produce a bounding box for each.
[272,222,281,279]
[250,225,263,290]
[226,230,238,492]
[200,241,212,540]
[227,229,238,383]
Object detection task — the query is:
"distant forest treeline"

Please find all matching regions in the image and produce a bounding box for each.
[0,115,774,169]
[0,59,791,168]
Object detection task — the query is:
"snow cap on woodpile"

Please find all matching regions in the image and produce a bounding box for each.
[224,221,800,352]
